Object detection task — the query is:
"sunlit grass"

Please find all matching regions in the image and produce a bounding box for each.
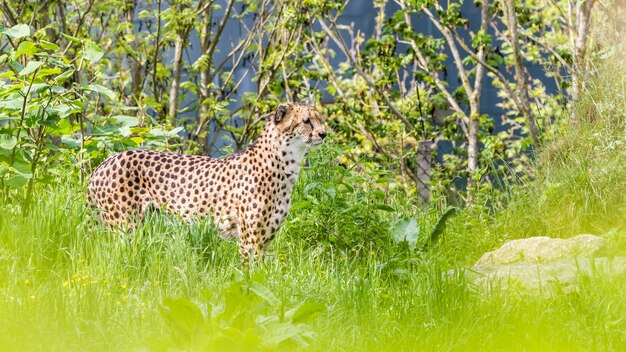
[1,182,625,351]
[2,53,626,349]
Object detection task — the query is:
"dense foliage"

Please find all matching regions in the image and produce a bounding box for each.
[1,1,625,350]
[0,0,615,208]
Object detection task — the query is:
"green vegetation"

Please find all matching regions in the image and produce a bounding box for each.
[1,0,626,350]
[3,87,626,348]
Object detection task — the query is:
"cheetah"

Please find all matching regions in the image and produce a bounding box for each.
[87,103,328,259]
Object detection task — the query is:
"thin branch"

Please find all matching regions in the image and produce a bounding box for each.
[318,17,415,133]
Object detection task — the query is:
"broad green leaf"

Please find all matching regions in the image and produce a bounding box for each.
[30,83,50,94]
[374,204,395,212]
[4,174,28,188]
[160,298,206,339]
[289,200,311,212]
[39,40,59,51]
[61,33,80,43]
[13,161,32,176]
[260,323,309,348]
[0,135,17,150]
[86,83,117,101]
[110,115,139,127]
[18,61,44,76]
[286,301,326,324]
[119,126,132,137]
[130,136,144,145]
[91,126,117,136]
[422,207,461,251]
[81,41,104,62]
[54,69,75,84]
[56,101,83,118]
[14,41,37,59]
[0,98,23,110]
[60,135,81,148]
[37,67,61,78]
[248,281,280,307]
[138,10,152,19]
[392,217,420,249]
[0,70,14,78]
[4,24,30,39]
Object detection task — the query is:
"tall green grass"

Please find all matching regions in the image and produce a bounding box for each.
[2,45,626,351]
[1,172,625,350]
[497,48,626,248]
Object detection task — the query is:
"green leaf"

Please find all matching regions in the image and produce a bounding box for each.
[289,200,311,212]
[54,69,75,84]
[4,24,30,39]
[110,115,139,127]
[160,298,205,339]
[286,301,326,324]
[61,33,81,43]
[248,281,280,307]
[13,161,32,176]
[4,174,28,188]
[374,204,395,212]
[14,41,37,59]
[0,98,23,110]
[119,126,132,137]
[60,135,80,148]
[81,41,104,62]
[39,40,59,51]
[18,61,44,76]
[86,83,117,101]
[422,207,460,251]
[392,218,420,250]
[0,135,17,150]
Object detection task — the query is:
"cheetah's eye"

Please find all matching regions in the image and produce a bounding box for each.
[303,118,310,124]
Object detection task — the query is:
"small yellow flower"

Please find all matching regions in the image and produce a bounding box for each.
[140,302,145,307]
[123,295,129,301]
[30,295,35,300]
[116,301,121,305]
[63,281,69,288]
[24,279,30,285]
[370,251,375,256]
[120,284,127,290]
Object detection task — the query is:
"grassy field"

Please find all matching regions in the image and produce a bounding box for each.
[1,161,625,351]
[2,49,626,352]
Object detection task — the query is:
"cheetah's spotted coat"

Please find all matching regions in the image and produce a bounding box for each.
[88,103,328,258]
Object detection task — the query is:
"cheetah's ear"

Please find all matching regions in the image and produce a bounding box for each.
[274,103,290,124]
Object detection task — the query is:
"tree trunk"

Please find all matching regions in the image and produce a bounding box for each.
[569,0,596,123]
[168,31,186,124]
[504,0,540,149]
[198,14,211,154]
[125,0,142,106]
[466,0,489,205]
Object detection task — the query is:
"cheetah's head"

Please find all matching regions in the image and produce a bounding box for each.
[271,102,328,148]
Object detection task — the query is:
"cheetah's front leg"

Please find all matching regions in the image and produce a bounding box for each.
[237,222,271,264]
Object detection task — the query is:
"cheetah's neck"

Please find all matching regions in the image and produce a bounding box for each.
[256,123,308,179]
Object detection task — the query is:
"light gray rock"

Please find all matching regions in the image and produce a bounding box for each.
[475,234,607,265]
[465,257,626,294]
